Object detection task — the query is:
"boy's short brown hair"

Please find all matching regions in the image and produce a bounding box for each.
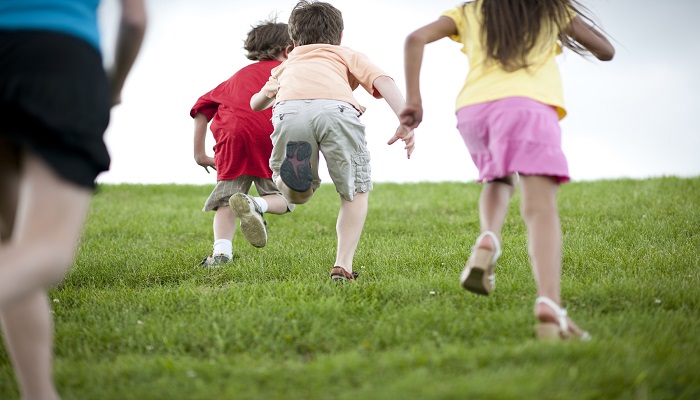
[288,1,343,46]
[244,20,293,61]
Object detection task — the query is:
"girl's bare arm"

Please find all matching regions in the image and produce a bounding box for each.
[401,16,458,129]
[564,16,615,61]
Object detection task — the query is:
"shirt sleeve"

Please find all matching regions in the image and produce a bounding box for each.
[190,90,218,121]
[190,77,233,120]
[442,6,466,45]
[347,50,389,98]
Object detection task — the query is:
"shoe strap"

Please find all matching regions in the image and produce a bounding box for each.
[331,267,356,280]
[475,231,502,261]
[535,296,568,333]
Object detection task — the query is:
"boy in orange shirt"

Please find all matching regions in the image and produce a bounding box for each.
[251,1,415,281]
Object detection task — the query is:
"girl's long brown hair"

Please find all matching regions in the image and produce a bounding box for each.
[478,0,597,71]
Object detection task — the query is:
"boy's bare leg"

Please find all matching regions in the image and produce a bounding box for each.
[261,194,290,214]
[213,206,236,241]
[275,177,313,205]
[206,206,236,260]
[334,192,368,273]
[0,151,91,400]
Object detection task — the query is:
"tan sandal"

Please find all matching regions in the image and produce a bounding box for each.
[460,231,501,295]
[534,297,591,341]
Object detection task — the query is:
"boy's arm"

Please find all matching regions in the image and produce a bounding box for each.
[193,112,216,173]
[250,76,280,111]
[373,76,415,159]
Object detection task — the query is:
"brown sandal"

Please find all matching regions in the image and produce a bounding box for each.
[330,266,359,282]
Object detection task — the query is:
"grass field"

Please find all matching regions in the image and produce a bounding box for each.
[1,177,699,399]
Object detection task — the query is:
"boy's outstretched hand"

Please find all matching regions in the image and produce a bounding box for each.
[195,154,216,174]
[387,124,415,159]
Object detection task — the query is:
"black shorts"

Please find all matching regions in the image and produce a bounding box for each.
[0,30,111,189]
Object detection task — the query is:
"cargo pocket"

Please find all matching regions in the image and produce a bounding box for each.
[352,151,372,193]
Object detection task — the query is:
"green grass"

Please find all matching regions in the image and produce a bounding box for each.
[1,177,699,399]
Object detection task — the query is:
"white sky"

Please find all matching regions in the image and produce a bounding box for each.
[96,0,700,185]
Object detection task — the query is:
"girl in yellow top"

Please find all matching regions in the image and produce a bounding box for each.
[400,0,614,340]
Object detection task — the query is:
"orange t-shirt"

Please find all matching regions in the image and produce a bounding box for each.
[271,44,389,114]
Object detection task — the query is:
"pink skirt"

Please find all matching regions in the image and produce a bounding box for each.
[456,97,569,183]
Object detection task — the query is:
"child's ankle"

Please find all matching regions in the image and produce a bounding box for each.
[476,233,496,250]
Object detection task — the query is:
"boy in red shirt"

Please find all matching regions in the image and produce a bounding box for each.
[190,19,294,266]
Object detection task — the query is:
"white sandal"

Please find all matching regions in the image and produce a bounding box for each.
[534,297,591,341]
[460,231,501,295]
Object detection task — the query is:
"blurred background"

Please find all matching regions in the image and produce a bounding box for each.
[96,0,700,185]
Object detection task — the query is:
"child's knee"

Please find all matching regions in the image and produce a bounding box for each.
[285,188,313,204]
[492,174,516,189]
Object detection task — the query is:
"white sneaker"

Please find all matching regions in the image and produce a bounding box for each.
[200,253,230,267]
[229,193,268,248]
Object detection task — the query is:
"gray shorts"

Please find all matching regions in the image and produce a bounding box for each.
[270,99,372,201]
[202,176,294,212]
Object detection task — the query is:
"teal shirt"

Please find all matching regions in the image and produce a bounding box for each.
[0,0,101,50]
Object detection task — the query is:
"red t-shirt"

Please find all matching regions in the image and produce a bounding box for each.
[190,60,281,180]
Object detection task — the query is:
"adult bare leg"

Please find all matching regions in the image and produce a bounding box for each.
[0,141,19,241]
[1,292,59,400]
[0,151,92,400]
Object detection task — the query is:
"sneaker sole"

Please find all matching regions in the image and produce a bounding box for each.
[280,141,313,192]
[230,194,267,248]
